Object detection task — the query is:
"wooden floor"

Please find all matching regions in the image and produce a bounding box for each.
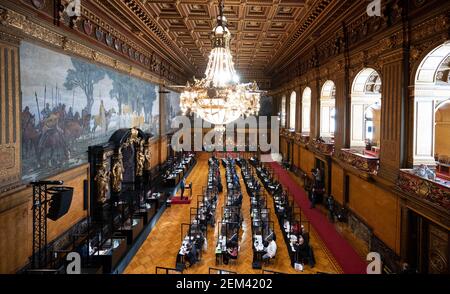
[124,154,342,274]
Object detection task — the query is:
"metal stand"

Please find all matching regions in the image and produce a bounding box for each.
[30,180,63,269]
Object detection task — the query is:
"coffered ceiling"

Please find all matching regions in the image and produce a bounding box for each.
[97,0,338,84]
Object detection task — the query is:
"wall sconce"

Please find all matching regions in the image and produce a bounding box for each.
[58,0,81,28]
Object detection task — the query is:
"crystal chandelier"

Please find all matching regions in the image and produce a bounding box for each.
[180,0,261,131]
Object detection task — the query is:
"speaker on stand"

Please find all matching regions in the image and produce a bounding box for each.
[30,181,74,270]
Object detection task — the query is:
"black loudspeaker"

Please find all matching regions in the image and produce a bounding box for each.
[47,186,74,221]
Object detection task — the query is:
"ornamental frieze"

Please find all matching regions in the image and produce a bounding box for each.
[0,6,171,86]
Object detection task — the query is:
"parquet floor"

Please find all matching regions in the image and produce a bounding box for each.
[124,154,342,274]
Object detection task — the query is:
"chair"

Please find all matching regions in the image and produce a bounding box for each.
[263,256,275,266]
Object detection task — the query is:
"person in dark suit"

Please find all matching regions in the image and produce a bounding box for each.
[180,179,186,200]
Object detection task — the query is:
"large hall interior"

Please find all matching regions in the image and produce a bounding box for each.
[0,0,449,275]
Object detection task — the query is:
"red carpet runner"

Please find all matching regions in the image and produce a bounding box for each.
[269,162,367,274]
[170,197,191,205]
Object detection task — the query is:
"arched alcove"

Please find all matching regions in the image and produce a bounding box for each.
[280,95,287,128]
[320,81,336,138]
[289,91,297,130]
[302,87,311,133]
[350,68,382,148]
[413,41,450,166]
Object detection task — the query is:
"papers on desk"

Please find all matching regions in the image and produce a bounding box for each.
[254,235,264,251]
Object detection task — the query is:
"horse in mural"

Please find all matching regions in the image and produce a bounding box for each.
[36,113,70,167]
[21,107,40,158]
[63,119,83,144]
[92,106,116,134]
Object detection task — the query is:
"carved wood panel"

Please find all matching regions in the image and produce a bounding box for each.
[0,41,21,190]
[428,223,449,274]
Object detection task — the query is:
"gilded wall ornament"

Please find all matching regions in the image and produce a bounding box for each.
[94,161,110,204]
[111,151,124,193]
[136,140,145,177]
[144,142,152,171]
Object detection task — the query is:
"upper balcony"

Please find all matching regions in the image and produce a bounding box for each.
[309,137,335,157]
[397,167,450,211]
[339,148,380,175]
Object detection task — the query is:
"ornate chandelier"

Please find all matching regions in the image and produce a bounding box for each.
[180,0,261,131]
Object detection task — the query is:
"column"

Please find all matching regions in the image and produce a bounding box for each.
[297,85,303,133]
[311,77,321,139]
[379,48,408,182]
[334,73,348,152]
[0,32,21,189]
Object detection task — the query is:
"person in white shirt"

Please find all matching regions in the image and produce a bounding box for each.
[262,238,277,260]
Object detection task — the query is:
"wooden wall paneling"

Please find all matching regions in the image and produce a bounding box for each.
[300,147,315,176]
[331,162,345,205]
[0,40,21,189]
[348,174,401,254]
[0,200,29,273]
[293,143,299,169]
[297,143,302,169]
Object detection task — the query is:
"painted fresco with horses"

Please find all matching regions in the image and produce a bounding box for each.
[20,42,160,181]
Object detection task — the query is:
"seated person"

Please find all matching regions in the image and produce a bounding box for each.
[185,242,198,267]
[227,241,239,260]
[262,237,277,260]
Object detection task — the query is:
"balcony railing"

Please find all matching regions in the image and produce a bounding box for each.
[309,138,335,156]
[295,133,310,145]
[397,169,450,210]
[339,148,380,174]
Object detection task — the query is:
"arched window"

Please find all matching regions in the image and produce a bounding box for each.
[320,81,336,138]
[413,41,450,166]
[280,95,287,128]
[350,68,382,148]
[289,91,297,130]
[302,87,311,133]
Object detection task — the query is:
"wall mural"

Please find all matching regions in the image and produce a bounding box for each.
[164,90,181,133]
[20,42,160,182]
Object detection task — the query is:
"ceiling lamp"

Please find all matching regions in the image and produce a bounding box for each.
[180,0,261,130]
